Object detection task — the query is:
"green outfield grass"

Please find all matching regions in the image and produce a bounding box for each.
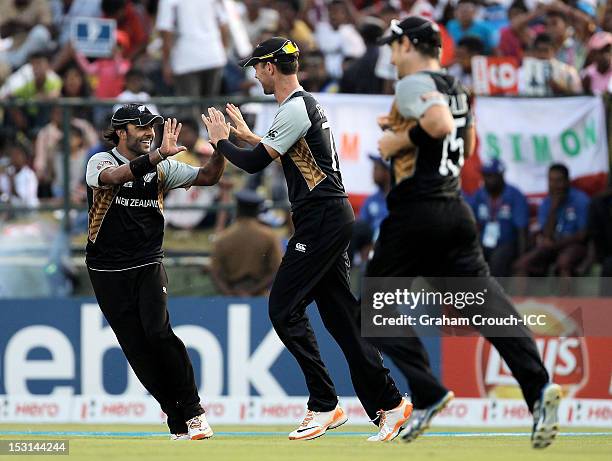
[0,425,611,461]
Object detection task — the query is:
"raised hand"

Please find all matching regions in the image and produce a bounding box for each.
[225,103,254,142]
[159,118,187,157]
[202,107,231,147]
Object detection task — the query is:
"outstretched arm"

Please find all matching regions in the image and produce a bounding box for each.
[99,118,186,186]
[192,149,226,186]
[202,107,277,174]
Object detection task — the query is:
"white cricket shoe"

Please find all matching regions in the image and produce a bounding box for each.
[186,413,214,440]
[169,433,190,441]
[401,391,455,442]
[531,383,562,449]
[288,405,348,441]
[367,398,413,442]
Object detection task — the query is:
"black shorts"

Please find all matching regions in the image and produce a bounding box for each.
[367,198,489,277]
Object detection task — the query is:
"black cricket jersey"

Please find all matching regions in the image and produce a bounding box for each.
[85,148,198,271]
[260,88,347,211]
[388,71,472,210]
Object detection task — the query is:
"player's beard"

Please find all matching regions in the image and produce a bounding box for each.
[126,134,154,156]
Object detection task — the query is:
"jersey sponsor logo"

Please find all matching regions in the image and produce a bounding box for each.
[162,286,167,294]
[123,181,133,188]
[115,196,160,208]
[267,129,278,139]
[96,160,113,170]
[295,243,307,253]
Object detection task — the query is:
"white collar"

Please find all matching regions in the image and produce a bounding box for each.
[112,147,131,164]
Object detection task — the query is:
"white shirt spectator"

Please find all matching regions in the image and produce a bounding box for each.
[0,165,39,208]
[314,22,365,80]
[236,3,279,44]
[156,0,227,75]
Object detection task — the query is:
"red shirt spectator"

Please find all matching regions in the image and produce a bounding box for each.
[74,31,131,98]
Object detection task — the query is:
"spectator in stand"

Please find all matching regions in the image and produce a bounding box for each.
[518,33,582,95]
[340,16,385,94]
[0,142,38,209]
[0,51,62,135]
[399,0,435,20]
[101,0,147,60]
[275,0,316,51]
[113,68,159,115]
[72,31,131,99]
[448,35,485,91]
[545,7,588,70]
[165,118,218,230]
[0,0,53,78]
[514,163,590,279]
[359,154,390,241]
[0,51,61,99]
[240,0,280,44]
[49,0,101,47]
[60,63,92,120]
[471,158,529,278]
[446,0,496,53]
[33,106,96,199]
[157,0,228,98]
[497,0,540,64]
[587,185,612,295]
[299,50,338,92]
[581,31,612,95]
[210,189,282,296]
[314,0,366,82]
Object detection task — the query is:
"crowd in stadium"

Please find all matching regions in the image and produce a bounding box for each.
[0,0,610,296]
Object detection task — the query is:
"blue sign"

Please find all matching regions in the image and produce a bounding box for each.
[71,18,116,58]
[0,298,441,397]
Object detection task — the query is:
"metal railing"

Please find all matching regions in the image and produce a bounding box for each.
[0,96,279,232]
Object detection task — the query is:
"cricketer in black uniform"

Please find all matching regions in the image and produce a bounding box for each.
[202,37,411,442]
[369,17,560,448]
[85,104,225,440]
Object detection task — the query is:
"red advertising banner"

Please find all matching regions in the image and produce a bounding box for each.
[442,298,612,399]
[472,56,519,95]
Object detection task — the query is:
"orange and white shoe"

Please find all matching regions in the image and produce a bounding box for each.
[288,405,348,441]
[186,413,214,440]
[367,398,413,442]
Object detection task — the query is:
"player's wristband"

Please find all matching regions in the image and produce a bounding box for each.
[408,122,439,148]
[129,154,157,178]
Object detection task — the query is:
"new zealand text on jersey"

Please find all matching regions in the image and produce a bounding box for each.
[115,196,160,208]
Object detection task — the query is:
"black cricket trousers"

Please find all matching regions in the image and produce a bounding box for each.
[269,198,402,420]
[365,198,549,412]
[88,263,203,433]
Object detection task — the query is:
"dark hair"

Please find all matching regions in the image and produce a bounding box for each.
[103,124,126,146]
[180,117,200,133]
[549,163,569,179]
[276,58,299,75]
[8,142,30,158]
[125,68,145,80]
[276,0,300,13]
[61,64,91,97]
[458,36,485,55]
[29,50,51,61]
[509,0,528,14]
[405,36,440,60]
[547,10,568,23]
[101,0,126,15]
